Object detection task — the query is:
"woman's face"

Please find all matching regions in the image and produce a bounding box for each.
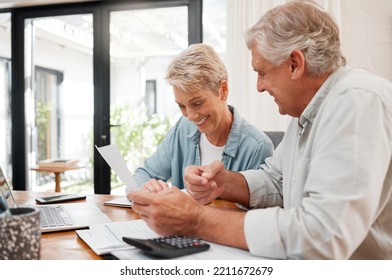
[174,82,228,136]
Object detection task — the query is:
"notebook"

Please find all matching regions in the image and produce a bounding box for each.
[0,166,112,233]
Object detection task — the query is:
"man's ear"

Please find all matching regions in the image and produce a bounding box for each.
[290,49,305,79]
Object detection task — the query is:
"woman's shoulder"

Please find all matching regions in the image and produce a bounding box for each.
[232,108,271,144]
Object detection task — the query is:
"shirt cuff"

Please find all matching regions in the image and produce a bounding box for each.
[244,207,286,259]
[240,169,270,208]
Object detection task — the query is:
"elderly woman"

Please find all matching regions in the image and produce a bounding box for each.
[127,43,273,193]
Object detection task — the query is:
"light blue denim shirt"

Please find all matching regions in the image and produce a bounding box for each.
[131,105,273,190]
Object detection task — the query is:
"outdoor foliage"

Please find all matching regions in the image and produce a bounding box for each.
[35,100,52,161]
[108,103,176,186]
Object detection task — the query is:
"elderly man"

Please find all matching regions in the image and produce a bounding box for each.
[128,1,392,259]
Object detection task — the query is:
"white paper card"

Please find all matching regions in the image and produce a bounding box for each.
[95,144,138,191]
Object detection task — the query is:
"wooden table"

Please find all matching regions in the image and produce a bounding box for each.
[13,191,244,260]
[30,164,84,192]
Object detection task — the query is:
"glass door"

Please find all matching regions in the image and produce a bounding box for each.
[108,6,188,194]
[24,14,94,193]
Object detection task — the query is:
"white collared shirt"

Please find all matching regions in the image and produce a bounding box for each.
[241,67,392,259]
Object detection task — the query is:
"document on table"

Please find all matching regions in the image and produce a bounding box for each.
[76,219,265,260]
[76,220,159,255]
[112,240,265,260]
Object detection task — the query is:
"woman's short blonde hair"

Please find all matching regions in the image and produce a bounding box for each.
[165,43,227,94]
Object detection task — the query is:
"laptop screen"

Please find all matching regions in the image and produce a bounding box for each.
[0,166,17,209]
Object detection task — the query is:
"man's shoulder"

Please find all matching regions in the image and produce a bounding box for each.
[332,68,392,106]
[336,68,392,93]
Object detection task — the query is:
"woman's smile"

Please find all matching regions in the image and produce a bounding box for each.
[194,115,209,126]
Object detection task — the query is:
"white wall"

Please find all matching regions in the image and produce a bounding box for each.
[340,0,392,81]
[33,34,94,161]
[111,55,179,116]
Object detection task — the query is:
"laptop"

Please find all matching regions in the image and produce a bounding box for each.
[0,166,112,233]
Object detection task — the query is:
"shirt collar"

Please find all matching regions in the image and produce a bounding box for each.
[299,67,349,127]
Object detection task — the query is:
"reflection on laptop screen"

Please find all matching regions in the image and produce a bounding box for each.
[0,166,17,209]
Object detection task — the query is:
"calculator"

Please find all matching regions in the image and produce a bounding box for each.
[122,235,210,258]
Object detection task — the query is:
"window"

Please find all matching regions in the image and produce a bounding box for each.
[5,1,204,194]
[0,13,11,179]
[203,0,226,61]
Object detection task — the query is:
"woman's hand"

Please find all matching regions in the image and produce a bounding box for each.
[184,160,226,205]
[139,179,169,193]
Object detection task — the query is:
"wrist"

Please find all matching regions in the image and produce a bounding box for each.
[189,202,209,237]
[220,171,250,205]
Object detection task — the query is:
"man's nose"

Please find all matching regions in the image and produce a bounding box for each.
[257,77,266,93]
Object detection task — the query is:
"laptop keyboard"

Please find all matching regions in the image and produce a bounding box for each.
[40,205,74,228]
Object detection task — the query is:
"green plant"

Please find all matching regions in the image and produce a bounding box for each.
[109,103,175,185]
[35,100,52,161]
[67,103,176,192]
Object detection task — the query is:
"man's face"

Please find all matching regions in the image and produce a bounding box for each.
[251,45,303,117]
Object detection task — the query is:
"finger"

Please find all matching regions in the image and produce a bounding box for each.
[187,187,214,201]
[144,184,156,193]
[157,180,169,190]
[148,179,161,190]
[130,201,145,216]
[184,166,209,185]
[192,183,220,204]
[126,192,133,202]
[201,160,224,179]
[131,200,157,217]
[128,190,153,206]
[185,180,215,193]
[142,179,164,193]
[199,187,222,204]
[139,186,152,193]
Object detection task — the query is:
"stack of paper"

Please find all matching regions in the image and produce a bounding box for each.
[76,220,159,255]
[76,219,265,260]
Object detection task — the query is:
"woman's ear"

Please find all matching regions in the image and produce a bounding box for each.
[290,49,305,79]
[219,80,229,100]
